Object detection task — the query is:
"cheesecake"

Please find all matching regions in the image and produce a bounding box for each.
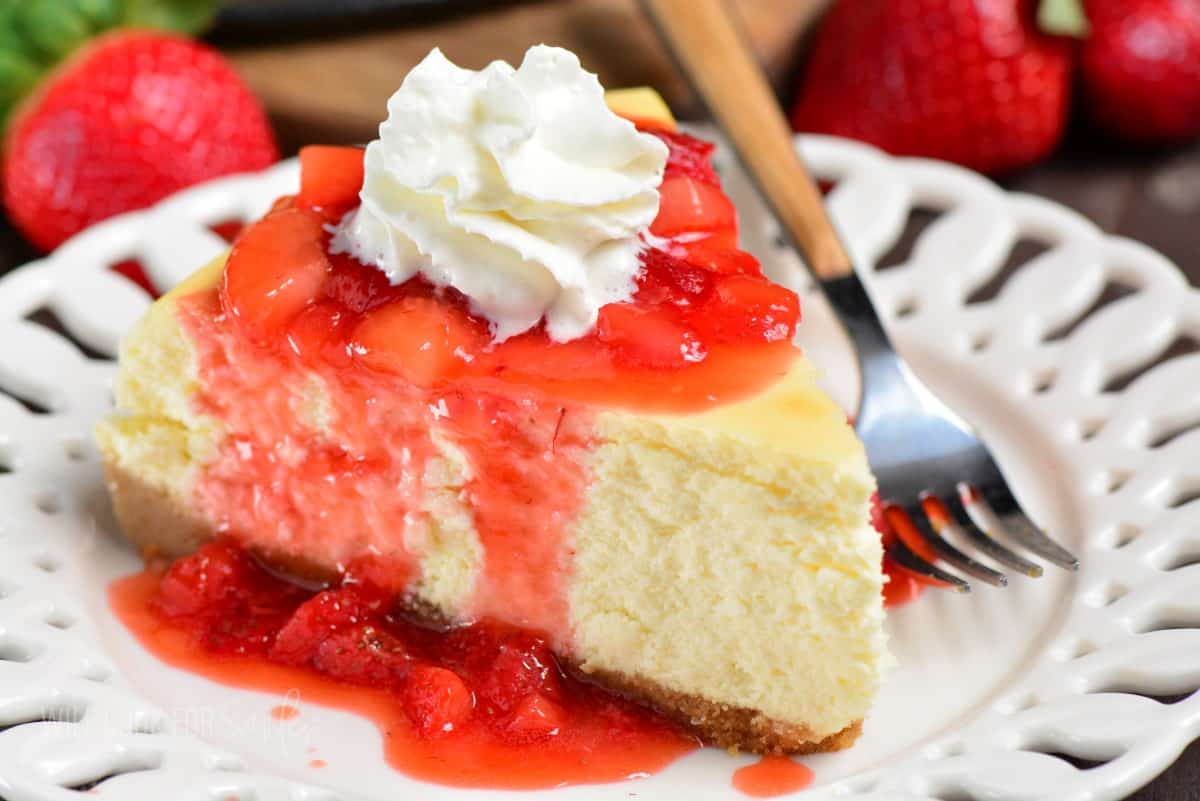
[96,46,887,756]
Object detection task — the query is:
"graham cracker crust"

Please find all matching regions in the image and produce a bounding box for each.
[100,456,863,755]
[587,666,862,754]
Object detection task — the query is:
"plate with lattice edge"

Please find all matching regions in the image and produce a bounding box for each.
[0,132,1198,801]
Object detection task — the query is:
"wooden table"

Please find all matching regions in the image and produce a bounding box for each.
[0,2,1195,797]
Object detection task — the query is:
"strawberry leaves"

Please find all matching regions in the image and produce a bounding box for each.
[1039,0,1090,38]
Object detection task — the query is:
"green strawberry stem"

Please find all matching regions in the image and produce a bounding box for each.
[121,0,221,36]
[0,0,222,134]
[1039,0,1089,38]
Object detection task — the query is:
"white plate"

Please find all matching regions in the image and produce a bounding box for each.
[1,133,1199,801]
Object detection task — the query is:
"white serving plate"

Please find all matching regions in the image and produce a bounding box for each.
[0,132,1198,801]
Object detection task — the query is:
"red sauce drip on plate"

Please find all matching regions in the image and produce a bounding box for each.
[731,755,815,797]
[109,541,698,790]
[269,704,299,721]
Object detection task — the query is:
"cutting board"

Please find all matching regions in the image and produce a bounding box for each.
[223,0,830,149]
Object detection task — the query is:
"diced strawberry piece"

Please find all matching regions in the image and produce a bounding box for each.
[651,129,720,185]
[270,587,388,666]
[310,623,412,685]
[474,633,563,716]
[349,295,487,386]
[635,248,714,308]
[501,693,566,743]
[155,539,306,653]
[324,253,395,313]
[695,274,800,344]
[157,540,257,618]
[298,146,366,214]
[683,242,762,277]
[596,303,703,368]
[286,300,350,366]
[222,206,332,344]
[650,175,736,239]
[402,665,476,736]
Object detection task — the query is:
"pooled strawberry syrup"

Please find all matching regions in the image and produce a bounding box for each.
[110,540,697,789]
[732,756,815,797]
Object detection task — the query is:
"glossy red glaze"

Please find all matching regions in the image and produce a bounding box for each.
[109,542,698,789]
[731,755,815,797]
[216,134,801,414]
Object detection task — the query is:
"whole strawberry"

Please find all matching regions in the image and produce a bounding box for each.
[0,4,277,252]
[1080,0,1200,144]
[790,0,1074,176]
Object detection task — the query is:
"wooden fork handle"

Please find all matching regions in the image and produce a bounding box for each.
[639,0,854,281]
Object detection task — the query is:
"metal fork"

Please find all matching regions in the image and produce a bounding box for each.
[642,0,1079,590]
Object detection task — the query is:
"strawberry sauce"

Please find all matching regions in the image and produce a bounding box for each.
[731,756,815,797]
[109,541,698,789]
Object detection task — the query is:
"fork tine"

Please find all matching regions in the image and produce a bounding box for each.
[928,493,1044,578]
[899,502,1008,587]
[885,538,971,592]
[962,484,1080,571]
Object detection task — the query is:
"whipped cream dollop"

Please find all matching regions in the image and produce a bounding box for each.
[331,45,669,342]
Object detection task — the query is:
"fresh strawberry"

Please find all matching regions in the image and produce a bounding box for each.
[791,0,1073,175]
[3,28,277,252]
[1080,0,1200,144]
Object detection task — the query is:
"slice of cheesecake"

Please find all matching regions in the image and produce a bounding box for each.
[96,82,886,754]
